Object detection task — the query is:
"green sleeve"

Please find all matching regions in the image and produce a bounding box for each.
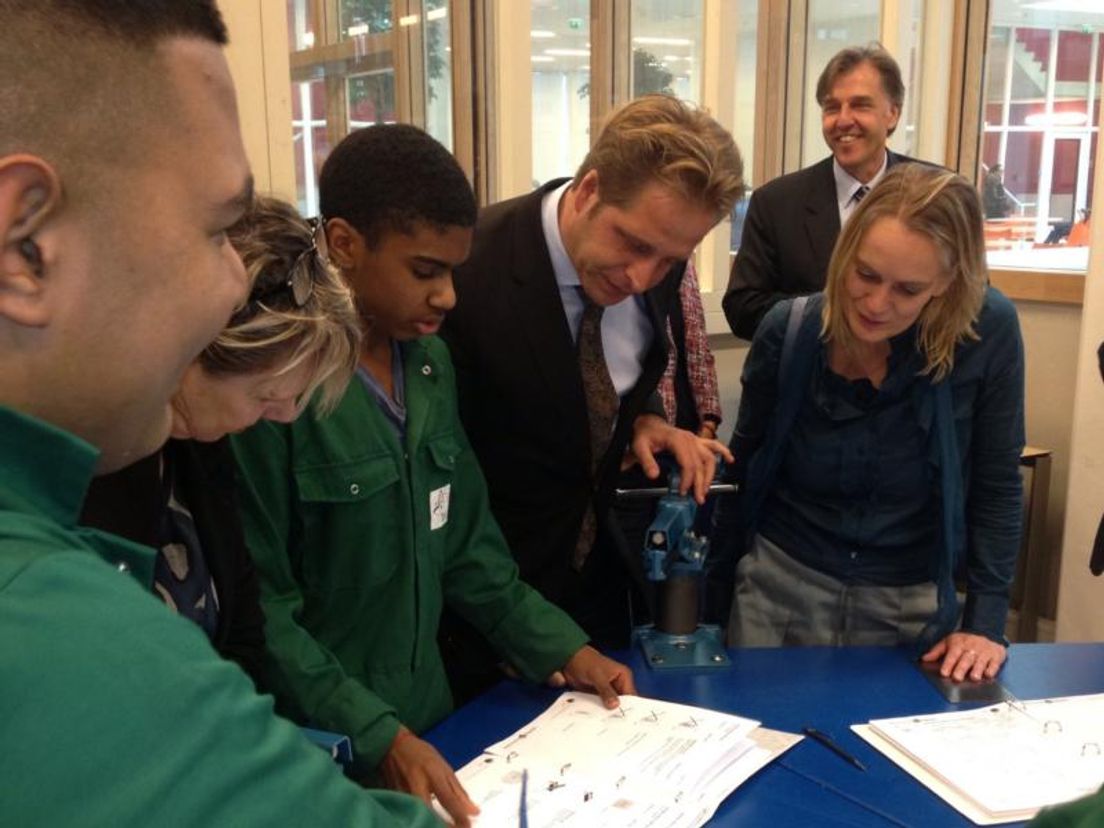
[0,551,434,826]
[1031,789,1104,828]
[440,426,589,682]
[231,421,401,770]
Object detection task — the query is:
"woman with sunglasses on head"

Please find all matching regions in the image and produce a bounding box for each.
[713,163,1025,684]
[81,196,360,687]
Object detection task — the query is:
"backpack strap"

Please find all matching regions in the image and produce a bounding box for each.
[779,294,810,385]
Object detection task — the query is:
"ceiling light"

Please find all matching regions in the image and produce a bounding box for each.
[1022,0,1104,12]
[531,30,556,39]
[1024,111,1088,126]
[633,36,693,46]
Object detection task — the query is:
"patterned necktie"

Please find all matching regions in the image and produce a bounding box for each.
[573,294,619,571]
[850,185,870,207]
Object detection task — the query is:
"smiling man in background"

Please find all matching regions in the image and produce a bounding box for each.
[722,43,921,340]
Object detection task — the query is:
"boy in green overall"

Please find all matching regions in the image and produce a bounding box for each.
[232,124,636,827]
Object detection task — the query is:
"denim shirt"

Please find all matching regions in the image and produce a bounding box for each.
[760,330,938,585]
[733,287,1025,644]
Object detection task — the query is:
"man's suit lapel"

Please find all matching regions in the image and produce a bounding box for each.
[504,183,590,437]
[803,158,841,272]
[598,268,677,484]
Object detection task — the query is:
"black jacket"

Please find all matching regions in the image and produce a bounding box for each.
[80,438,268,688]
[441,179,682,616]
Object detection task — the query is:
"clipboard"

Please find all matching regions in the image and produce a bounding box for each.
[916,659,1010,704]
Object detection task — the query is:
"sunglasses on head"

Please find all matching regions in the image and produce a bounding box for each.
[250,216,329,308]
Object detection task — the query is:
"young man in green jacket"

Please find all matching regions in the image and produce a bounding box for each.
[232,123,636,827]
[0,2,433,825]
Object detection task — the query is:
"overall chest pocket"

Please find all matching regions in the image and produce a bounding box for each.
[417,435,463,578]
[294,455,402,590]
[426,435,460,478]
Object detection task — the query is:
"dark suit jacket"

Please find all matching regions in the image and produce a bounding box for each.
[441,179,683,617]
[80,438,268,688]
[722,151,917,340]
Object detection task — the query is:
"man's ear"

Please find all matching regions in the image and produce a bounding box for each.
[572,169,601,215]
[0,155,61,328]
[324,217,364,272]
[887,104,902,135]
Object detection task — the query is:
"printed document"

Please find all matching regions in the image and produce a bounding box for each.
[440,692,800,827]
[854,693,1104,824]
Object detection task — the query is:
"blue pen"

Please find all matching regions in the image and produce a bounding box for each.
[519,768,528,828]
[802,726,867,772]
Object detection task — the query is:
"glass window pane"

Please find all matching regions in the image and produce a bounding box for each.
[729,0,758,255]
[1008,28,1051,128]
[985,26,1012,126]
[340,0,393,39]
[423,0,453,151]
[291,78,330,216]
[531,0,591,188]
[287,1,403,216]
[347,70,396,130]
[980,0,1104,273]
[801,0,880,167]
[287,0,317,51]
[630,0,704,104]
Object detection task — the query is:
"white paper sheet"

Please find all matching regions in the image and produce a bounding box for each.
[856,693,1104,824]
[438,692,801,827]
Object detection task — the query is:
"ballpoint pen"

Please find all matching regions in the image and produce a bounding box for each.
[802,726,868,772]
[519,768,528,828]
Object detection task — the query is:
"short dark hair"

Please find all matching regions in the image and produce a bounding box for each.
[0,0,228,45]
[815,43,905,135]
[0,1,229,198]
[319,124,477,247]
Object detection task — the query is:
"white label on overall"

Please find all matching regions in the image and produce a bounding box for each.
[429,485,451,530]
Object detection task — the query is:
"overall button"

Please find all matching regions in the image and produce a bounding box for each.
[349,483,360,495]
[116,561,130,573]
[421,365,432,376]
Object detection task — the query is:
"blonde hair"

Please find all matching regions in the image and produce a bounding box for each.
[574,94,744,216]
[199,196,360,414]
[822,164,987,382]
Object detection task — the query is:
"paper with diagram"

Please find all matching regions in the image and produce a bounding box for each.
[854,692,1104,824]
[438,692,800,827]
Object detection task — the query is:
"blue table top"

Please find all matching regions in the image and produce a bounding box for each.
[425,642,1104,827]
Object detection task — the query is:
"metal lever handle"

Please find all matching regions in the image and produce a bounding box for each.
[614,482,738,500]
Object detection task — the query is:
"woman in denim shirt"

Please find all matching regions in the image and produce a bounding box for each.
[717,164,1024,683]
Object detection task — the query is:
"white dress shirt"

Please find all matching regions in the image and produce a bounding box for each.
[540,181,653,398]
[834,151,889,227]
